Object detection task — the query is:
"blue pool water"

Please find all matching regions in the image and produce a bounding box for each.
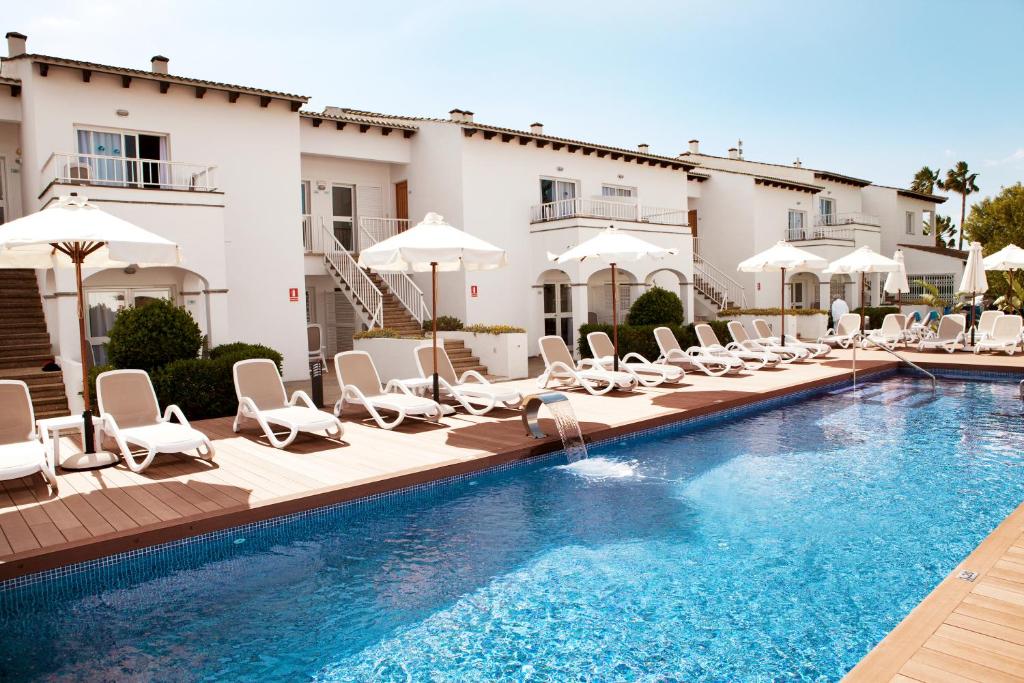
[2,374,1023,681]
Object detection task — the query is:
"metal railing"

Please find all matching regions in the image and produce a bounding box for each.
[814,212,880,227]
[358,218,429,325]
[863,339,937,390]
[530,198,688,226]
[692,238,747,309]
[42,152,217,194]
[321,222,383,328]
[301,215,323,253]
[787,225,856,241]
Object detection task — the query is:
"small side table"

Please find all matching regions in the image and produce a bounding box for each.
[36,415,119,471]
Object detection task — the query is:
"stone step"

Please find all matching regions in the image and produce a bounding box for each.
[0,270,37,282]
[445,347,474,359]
[0,342,53,357]
[443,339,466,350]
[0,354,54,369]
[0,307,45,320]
[1,332,51,344]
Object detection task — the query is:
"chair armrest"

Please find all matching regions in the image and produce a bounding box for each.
[621,351,652,365]
[289,390,316,409]
[162,404,192,427]
[384,378,426,396]
[457,370,488,385]
[546,360,578,376]
[577,358,601,370]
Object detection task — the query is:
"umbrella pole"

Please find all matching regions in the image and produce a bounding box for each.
[611,264,619,372]
[780,268,786,344]
[431,262,439,405]
[74,248,95,454]
[970,290,976,347]
[859,272,866,333]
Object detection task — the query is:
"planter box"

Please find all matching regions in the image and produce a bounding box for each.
[352,337,424,383]
[718,313,827,341]
[438,331,528,380]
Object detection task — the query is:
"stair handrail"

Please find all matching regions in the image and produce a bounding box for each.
[321,222,383,328]
[358,219,429,324]
[692,242,747,309]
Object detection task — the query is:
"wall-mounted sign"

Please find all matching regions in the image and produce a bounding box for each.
[470,285,478,298]
[289,287,299,302]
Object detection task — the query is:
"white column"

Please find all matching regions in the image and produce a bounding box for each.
[570,282,589,358]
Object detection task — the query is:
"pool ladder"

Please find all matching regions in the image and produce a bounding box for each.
[864,340,937,390]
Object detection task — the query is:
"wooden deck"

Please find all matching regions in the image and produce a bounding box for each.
[1,347,1023,678]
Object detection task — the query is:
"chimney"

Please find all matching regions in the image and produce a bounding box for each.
[637,143,649,153]
[530,122,544,135]
[688,139,700,154]
[6,32,27,57]
[151,55,169,74]
[728,147,740,160]
[793,157,803,168]
[462,110,474,123]
[448,108,465,122]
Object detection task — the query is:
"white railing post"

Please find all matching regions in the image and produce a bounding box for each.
[41,152,218,195]
[692,236,746,309]
[321,223,383,328]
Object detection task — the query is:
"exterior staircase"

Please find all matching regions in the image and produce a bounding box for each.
[0,269,68,419]
[366,271,423,337]
[443,338,488,375]
[693,246,747,313]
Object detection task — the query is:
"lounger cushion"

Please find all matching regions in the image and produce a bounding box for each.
[0,441,47,479]
[235,361,289,410]
[119,422,209,450]
[362,393,439,413]
[97,371,161,428]
[260,405,340,426]
[0,383,34,445]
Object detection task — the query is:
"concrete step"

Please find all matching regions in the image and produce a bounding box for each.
[0,354,54,369]
[0,342,52,357]
[0,307,45,320]
[443,339,466,350]
[446,347,473,359]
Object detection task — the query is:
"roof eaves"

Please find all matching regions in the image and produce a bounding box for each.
[898,243,966,258]
[753,175,823,194]
[300,110,418,133]
[895,187,948,204]
[812,170,871,188]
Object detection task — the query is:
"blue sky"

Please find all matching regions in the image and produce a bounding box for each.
[5,0,1021,222]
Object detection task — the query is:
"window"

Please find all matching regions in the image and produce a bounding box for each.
[905,211,915,235]
[908,273,955,301]
[787,210,807,240]
[76,128,169,187]
[300,181,311,216]
[331,185,355,250]
[539,178,578,219]
[818,197,835,224]
[86,287,173,365]
[922,209,935,235]
[601,185,636,199]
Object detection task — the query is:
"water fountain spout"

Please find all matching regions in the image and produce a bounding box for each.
[521,392,589,462]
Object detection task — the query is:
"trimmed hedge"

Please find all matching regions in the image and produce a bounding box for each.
[719,307,827,317]
[626,287,684,326]
[106,299,202,373]
[422,316,463,332]
[462,324,526,334]
[578,321,731,360]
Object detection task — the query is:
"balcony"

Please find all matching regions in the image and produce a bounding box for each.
[529,198,688,227]
[41,152,217,195]
[788,214,880,242]
[814,212,879,227]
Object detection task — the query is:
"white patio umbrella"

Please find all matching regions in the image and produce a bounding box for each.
[0,194,181,468]
[983,243,1024,315]
[737,241,826,344]
[824,246,901,333]
[551,225,678,370]
[960,241,989,346]
[883,249,910,307]
[358,212,507,404]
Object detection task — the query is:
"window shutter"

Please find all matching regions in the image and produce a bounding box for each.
[356,185,383,221]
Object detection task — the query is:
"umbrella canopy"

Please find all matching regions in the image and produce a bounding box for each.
[883,250,910,296]
[737,241,827,273]
[552,225,677,370]
[960,242,988,295]
[824,246,901,275]
[982,244,1024,272]
[551,225,678,265]
[357,212,507,405]
[357,212,507,273]
[0,195,181,268]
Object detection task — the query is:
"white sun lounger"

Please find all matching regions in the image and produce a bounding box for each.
[911,310,939,339]
[917,314,966,353]
[0,380,57,492]
[973,310,1004,343]
[538,335,637,395]
[586,331,684,387]
[861,314,907,349]
[334,350,443,429]
[751,319,830,358]
[818,313,862,348]
[695,323,779,370]
[233,358,343,448]
[727,321,808,363]
[974,314,1023,355]
[97,369,214,473]
[307,323,327,370]
[653,326,740,376]
[413,344,522,415]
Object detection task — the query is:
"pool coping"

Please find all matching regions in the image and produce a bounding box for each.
[0,362,906,590]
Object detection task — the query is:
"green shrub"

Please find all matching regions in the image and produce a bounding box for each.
[354,328,403,340]
[718,307,827,317]
[463,324,526,334]
[106,299,202,373]
[209,342,283,371]
[626,287,684,326]
[422,316,463,332]
[577,321,731,360]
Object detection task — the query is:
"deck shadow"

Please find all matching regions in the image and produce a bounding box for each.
[445,415,611,454]
[651,389,760,411]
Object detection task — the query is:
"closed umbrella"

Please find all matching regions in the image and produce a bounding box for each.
[0,194,181,468]
[737,241,826,344]
[552,225,677,370]
[983,244,1024,315]
[883,249,910,307]
[358,212,507,404]
[959,241,988,346]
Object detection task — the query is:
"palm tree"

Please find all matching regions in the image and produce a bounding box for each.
[926,214,955,248]
[937,161,980,250]
[910,166,940,194]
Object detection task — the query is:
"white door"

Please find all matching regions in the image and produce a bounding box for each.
[331,185,355,250]
[543,279,573,347]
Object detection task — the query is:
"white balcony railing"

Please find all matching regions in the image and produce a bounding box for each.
[360,217,409,244]
[358,217,428,325]
[787,225,856,241]
[530,198,688,226]
[814,212,880,227]
[42,152,217,194]
[321,223,383,329]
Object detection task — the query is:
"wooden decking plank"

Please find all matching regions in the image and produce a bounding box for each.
[0,481,65,548]
[0,529,12,557]
[924,633,1024,676]
[903,648,1023,683]
[18,478,91,543]
[898,655,981,683]
[945,612,1024,647]
[0,488,41,553]
[932,624,1024,663]
[960,594,1024,625]
[55,470,143,532]
[96,467,185,523]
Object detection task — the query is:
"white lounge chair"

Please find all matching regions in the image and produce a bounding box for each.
[233,358,343,448]
[334,350,443,429]
[727,321,808,363]
[911,310,939,339]
[538,335,637,395]
[307,323,327,370]
[0,380,57,492]
[861,314,907,349]
[974,315,1023,355]
[586,331,684,387]
[653,326,740,376]
[818,313,862,348]
[917,314,966,353]
[96,369,214,473]
[973,310,1004,343]
[694,323,780,370]
[413,344,522,414]
[751,319,830,358]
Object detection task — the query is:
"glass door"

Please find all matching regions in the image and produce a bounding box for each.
[543,279,573,347]
[818,197,835,226]
[331,185,355,250]
[540,178,577,219]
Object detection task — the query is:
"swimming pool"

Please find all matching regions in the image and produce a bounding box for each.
[2,373,1023,681]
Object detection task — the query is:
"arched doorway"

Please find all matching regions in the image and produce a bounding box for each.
[537,269,573,347]
[587,267,638,326]
[788,272,821,309]
[645,269,688,316]
[829,273,854,307]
